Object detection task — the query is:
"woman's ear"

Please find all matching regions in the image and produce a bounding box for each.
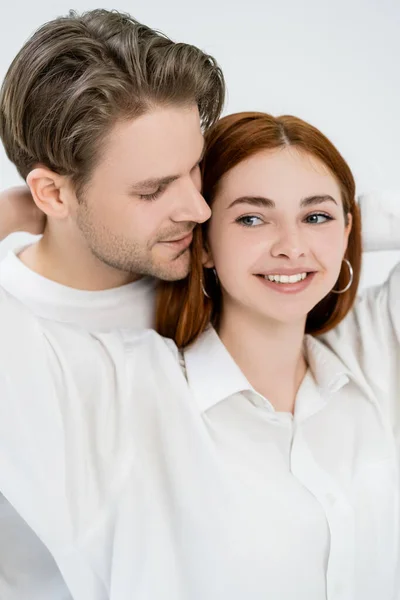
[201,240,215,268]
[26,167,73,220]
[343,212,353,254]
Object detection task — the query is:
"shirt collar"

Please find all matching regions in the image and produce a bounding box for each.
[183,327,253,413]
[183,326,350,414]
[303,334,351,394]
[0,242,155,331]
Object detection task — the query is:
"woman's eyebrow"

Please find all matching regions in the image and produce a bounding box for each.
[300,195,338,207]
[227,194,338,210]
[227,196,275,209]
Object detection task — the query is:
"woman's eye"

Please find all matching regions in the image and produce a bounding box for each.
[305,213,333,224]
[236,215,264,227]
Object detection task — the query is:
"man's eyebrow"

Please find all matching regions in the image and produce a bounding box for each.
[128,141,206,193]
[227,194,338,210]
[128,175,179,193]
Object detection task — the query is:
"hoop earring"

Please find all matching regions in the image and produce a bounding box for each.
[331,258,353,294]
[201,279,210,298]
[201,268,218,298]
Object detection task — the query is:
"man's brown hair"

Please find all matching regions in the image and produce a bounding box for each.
[0,9,225,192]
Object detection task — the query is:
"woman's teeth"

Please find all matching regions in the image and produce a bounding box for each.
[263,273,308,284]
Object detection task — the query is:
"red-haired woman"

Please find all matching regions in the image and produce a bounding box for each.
[155,113,399,600]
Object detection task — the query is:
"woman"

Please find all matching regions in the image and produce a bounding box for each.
[152,112,400,600]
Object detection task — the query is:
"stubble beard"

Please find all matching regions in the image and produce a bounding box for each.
[76,217,191,282]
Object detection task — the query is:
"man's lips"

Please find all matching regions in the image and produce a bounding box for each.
[158,231,193,250]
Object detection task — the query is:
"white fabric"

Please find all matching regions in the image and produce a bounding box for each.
[0,247,155,600]
[0,244,155,330]
[177,324,399,600]
[359,191,400,252]
[0,296,200,600]
[0,495,72,600]
[0,192,399,600]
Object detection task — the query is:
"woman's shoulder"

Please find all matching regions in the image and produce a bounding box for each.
[322,260,400,348]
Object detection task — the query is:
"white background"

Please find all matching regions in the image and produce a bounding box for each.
[1,0,399,286]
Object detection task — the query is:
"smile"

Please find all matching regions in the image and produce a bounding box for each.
[263,272,308,284]
[256,271,316,294]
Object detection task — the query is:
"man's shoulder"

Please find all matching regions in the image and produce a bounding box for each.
[122,327,178,358]
[0,283,35,323]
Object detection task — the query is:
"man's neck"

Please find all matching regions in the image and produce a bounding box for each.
[19,228,140,291]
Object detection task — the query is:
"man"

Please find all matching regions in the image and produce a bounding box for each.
[0,9,224,599]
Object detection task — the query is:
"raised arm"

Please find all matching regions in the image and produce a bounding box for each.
[360,191,400,252]
[320,190,400,416]
[0,186,45,240]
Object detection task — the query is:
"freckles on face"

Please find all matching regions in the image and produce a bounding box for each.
[205,147,351,321]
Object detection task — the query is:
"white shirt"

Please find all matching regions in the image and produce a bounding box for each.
[0,247,155,600]
[0,192,399,600]
[0,241,155,331]
[173,326,398,600]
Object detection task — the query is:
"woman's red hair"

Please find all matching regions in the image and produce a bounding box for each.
[156,112,361,347]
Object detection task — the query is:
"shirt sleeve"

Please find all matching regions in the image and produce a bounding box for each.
[360,191,400,252]
[320,191,400,422]
[0,288,108,598]
[0,288,71,543]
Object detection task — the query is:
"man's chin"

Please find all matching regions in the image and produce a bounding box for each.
[152,252,191,282]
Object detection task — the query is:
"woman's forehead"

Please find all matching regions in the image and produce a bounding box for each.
[215,147,342,206]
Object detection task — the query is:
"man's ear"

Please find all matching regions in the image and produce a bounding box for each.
[26,167,73,220]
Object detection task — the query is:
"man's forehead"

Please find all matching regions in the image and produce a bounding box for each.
[128,138,206,191]
[101,106,204,170]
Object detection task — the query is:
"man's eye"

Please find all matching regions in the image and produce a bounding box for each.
[236,215,264,227]
[138,189,163,201]
[138,184,168,201]
[305,213,333,224]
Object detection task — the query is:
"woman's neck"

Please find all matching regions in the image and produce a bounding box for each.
[218,305,307,414]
